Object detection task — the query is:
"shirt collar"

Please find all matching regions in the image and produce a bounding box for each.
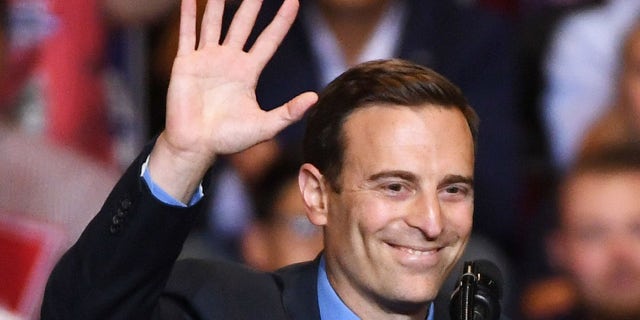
[317,255,434,320]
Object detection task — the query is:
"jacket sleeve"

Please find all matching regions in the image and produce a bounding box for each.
[40,144,203,319]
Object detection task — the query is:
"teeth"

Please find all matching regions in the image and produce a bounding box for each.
[399,246,434,255]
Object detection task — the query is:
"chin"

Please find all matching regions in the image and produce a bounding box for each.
[385,284,440,310]
[378,294,434,317]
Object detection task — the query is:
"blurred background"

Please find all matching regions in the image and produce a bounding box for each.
[3,0,640,319]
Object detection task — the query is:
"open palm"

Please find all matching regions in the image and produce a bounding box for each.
[150,0,317,202]
[164,0,316,158]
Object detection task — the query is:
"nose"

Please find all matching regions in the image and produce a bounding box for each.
[405,192,444,239]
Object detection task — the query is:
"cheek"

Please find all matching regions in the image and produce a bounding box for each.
[566,242,608,280]
[331,194,394,234]
[325,195,360,249]
[443,202,474,235]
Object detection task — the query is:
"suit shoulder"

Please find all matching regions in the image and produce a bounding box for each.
[161,258,288,319]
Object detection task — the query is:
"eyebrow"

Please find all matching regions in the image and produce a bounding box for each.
[368,170,420,183]
[367,171,474,187]
[439,174,474,188]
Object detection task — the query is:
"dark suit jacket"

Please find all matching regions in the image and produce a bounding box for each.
[248,0,524,249]
[156,258,321,319]
[40,148,323,319]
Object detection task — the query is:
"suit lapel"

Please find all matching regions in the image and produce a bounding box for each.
[276,257,321,320]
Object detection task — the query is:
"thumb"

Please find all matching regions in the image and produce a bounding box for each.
[261,91,318,138]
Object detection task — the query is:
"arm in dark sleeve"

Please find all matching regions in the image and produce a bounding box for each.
[40,145,204,319]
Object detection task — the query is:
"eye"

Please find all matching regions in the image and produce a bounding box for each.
[387,183,404,192]
[445,186,462,194]
[378,181,413,198]
[439,183,472,201]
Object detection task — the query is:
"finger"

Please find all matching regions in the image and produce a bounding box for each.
[259,91,318,139]
[222,0,263,49]
[177,0,197,55]
[199,0,225,48]
[249,0,299,70]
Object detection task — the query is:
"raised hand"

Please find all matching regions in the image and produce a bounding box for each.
[149,0,317,202]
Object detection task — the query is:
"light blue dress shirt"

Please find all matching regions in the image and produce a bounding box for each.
[140,156,203,206]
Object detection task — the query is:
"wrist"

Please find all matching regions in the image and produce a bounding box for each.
[147,133,215,203]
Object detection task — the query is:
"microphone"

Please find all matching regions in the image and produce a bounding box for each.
[449,259,503,320]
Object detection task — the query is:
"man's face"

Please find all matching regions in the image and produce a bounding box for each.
[557,171,640,318]
[322,104,474,316]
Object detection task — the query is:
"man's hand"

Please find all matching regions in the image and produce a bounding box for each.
[148,0,317,203]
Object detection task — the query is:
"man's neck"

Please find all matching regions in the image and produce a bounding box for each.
[324,263,430,319]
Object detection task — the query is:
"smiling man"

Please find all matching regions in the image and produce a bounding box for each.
[317,106,473,317]
[298,62,477,318]
[41,0,482,319]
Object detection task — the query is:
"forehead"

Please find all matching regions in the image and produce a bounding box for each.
[340,104,474,176]
[562,171,640,227]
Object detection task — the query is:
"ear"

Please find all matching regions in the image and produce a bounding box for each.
[298,163,328,226]
[240,223,270,271]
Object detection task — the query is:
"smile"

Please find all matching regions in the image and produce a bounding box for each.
[385,242,444,269]
[389,244,440,255]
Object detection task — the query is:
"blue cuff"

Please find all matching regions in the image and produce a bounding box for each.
[140,156,204,207]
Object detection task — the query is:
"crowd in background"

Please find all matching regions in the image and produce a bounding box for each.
[2,0,640,319]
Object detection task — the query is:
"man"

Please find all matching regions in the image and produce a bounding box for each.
[41,0,484,318]
[239,155,515,317]
[540,143,640,320]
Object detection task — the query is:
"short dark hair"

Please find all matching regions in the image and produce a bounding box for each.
[303,58,478,191]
